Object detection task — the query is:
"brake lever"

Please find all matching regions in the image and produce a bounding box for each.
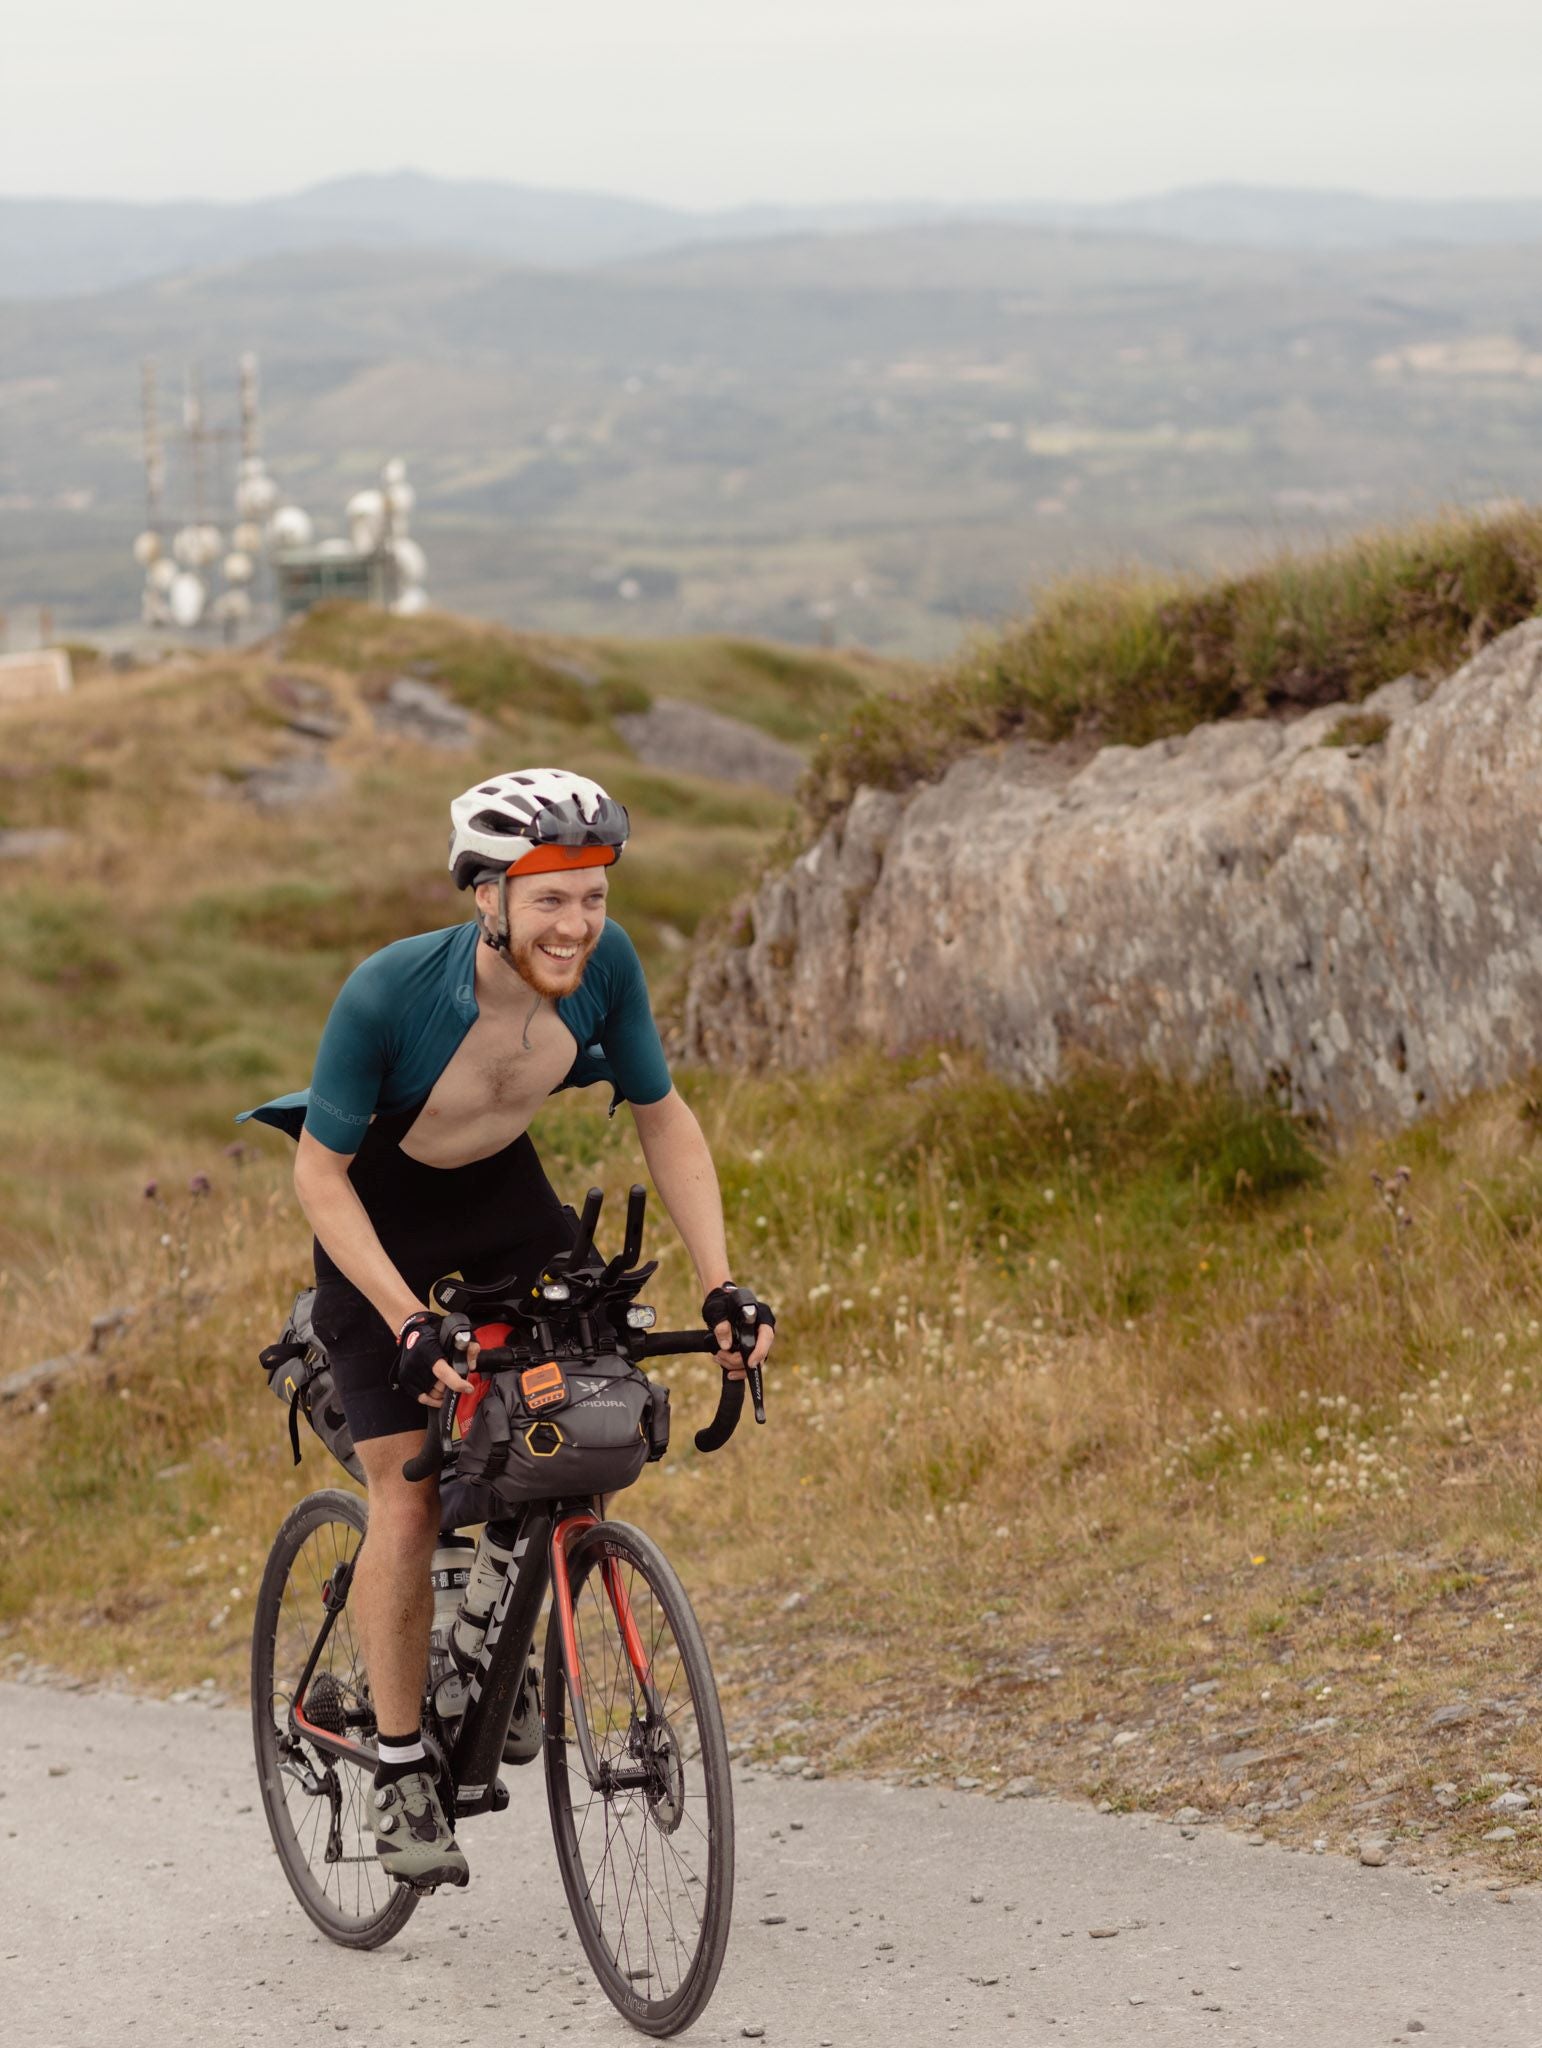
[738,1309,767,1425]
[400,1330,469,1484]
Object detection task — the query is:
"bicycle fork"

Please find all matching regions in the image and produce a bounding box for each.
[550,1511,665,1795]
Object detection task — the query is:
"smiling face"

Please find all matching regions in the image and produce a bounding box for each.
[476,866,610,999]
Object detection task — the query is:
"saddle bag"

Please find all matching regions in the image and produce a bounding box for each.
[456,1350,668,1508]
[260,1286,364,1485]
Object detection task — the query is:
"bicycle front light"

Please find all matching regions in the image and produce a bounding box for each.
[541,1281,572,1302]
[625,1305,657,1330]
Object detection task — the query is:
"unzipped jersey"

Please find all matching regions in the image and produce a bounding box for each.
[238,918,671,1155]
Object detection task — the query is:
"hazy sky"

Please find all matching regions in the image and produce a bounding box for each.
[9,0,1542,207]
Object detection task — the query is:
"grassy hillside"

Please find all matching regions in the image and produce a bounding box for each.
[7,587,1542,1886]
[281,602,919,748]
[0,606,912,1253]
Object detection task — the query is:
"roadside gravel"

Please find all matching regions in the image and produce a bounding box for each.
[4,1681,1541,2047]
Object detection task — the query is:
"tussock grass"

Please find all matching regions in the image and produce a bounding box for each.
[806,505,1542,820]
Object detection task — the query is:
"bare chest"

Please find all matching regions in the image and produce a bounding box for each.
[399,1003,576,1166]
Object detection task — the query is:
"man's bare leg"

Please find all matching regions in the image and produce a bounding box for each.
[353,1431,441,1734]
[351,1432,470,1884]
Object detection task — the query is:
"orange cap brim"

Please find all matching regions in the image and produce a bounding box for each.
[507,843,618,877]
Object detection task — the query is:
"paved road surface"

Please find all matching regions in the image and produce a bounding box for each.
[3,1682,1538,2047]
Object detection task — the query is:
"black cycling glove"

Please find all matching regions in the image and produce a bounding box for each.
[391,1310,472,1400]
[701,1283,776,1359]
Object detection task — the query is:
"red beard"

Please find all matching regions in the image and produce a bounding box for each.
[508,928,598,998]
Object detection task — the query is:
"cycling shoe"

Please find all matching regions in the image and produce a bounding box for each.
[368,1770,470,1888]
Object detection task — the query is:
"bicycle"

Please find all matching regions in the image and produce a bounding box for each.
[250,1183,768,2038]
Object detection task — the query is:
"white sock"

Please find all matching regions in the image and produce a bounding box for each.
[376,1733,427,1766]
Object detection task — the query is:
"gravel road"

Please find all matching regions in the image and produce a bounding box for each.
[4,1680,1539,2047]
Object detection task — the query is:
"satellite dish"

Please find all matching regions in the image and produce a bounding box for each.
[386,481,416,519]
[392,585,429,617]
[223,551,254,584]
[211,589,252,624]
[133,530,161,567]
[149,557,178,593]
[237,472,280,519]
[169,571,206,627]
[383,457,407,485]
[232,521,265,554]
[268,505,314,548]
[347,488,385,523]
[391,537,427,584]
[174,525,220,567]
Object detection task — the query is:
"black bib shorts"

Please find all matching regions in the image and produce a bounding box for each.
[310,1108,573,1444]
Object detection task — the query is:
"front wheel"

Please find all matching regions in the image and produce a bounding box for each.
[251,1487,418,1948]
[544,1519,734,2037]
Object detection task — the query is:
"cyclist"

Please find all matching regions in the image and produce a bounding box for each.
[239,767,775,1888]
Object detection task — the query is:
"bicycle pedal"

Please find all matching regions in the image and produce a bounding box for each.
[402,1865,471,1896]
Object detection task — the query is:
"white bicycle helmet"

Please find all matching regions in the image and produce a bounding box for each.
[448,768,630,891]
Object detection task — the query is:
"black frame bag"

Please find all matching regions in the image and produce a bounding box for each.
[455,1350,668,1508]
[260,1286,365,1485]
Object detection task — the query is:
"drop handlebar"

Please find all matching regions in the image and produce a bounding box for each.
[401,1326,768,1483]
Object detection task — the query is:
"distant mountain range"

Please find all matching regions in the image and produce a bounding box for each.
[5,172,1542,299]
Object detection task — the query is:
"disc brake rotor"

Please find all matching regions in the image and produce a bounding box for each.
[641,1717,685,1833]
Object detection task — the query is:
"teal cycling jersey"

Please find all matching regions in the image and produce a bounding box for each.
[237,917,671,1154]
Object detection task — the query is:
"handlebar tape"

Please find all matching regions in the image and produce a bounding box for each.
[693,1372,745,1454]
[402,1410,450,1483]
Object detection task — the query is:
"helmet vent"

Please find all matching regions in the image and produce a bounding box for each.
[469,808,528,835]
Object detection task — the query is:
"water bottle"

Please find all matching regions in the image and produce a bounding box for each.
[450,1523,520,1674]
[427,1538,474,1720]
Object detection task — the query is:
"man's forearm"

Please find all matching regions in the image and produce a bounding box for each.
[634,1093,732,1297]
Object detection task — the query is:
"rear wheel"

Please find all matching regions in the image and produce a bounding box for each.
[251,1487,418,1948]
[544,1519,734,2036]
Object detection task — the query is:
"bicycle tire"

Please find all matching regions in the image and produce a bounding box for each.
[544,1518,734,2037]
[251,1487,419,1949]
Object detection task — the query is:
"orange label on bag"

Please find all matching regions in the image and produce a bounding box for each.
[521,1360,568,1411]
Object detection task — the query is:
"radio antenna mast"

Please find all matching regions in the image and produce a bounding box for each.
[140,359,164,537]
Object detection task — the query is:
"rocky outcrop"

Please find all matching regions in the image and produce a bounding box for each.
[684,620,1542,1128]
[370,675,479,749]
[615,698,805,794]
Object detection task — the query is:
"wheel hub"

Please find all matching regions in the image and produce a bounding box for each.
[640,1718,685,1833]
